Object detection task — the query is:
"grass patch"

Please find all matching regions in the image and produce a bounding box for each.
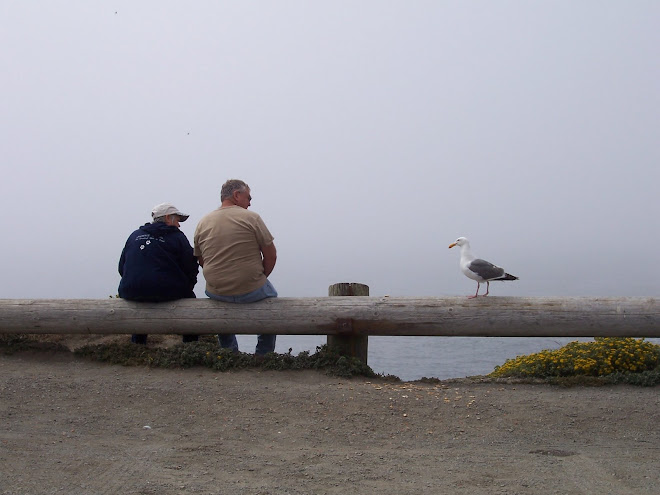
[0,334,381,379]
[73,341,379,378]
[0,334,69,354]
[5,334,659,385]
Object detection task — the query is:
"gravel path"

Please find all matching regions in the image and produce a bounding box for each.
[1,352,659,494]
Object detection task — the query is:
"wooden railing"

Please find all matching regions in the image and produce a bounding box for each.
[2,296,658,336]
[1,292,658,363]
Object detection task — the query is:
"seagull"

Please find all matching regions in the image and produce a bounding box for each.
[448,237,518,298]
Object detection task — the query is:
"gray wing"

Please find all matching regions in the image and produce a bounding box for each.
[468,258,505,280]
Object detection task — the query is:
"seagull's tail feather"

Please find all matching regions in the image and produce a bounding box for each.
[493,273,518,281]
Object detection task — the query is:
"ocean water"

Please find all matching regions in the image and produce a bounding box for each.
[233,335,658,382]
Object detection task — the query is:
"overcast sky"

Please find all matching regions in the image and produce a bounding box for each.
[2,1,658,300]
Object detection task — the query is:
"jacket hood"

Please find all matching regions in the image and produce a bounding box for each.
[138,222,180,235]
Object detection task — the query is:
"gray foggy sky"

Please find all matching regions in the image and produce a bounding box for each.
[1,1,658,300]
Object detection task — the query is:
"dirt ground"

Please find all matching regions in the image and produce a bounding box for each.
[1,337,659,495]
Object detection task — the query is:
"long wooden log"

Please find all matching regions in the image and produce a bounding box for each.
[0,297,658,337]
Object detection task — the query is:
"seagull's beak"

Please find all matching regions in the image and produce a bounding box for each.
[448,242,457,249]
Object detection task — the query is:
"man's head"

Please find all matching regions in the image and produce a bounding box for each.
[151,203,189,227]
[221,179,251,209]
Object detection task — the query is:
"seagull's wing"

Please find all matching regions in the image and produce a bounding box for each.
[467,259,505,281]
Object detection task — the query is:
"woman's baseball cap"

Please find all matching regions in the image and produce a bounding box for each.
[151,203,190,222]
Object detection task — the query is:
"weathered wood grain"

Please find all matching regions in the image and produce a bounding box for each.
[327,283,369,363]
[1,297,658,337]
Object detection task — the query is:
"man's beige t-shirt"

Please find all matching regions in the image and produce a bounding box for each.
[194,206,274,296]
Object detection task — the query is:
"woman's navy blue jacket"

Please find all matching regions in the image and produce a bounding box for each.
[118,222,198,301]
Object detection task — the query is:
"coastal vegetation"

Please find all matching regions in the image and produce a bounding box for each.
[2,335,659,385]
[75,340,381,378]
[489,337,660,386]
[0,334,380,379]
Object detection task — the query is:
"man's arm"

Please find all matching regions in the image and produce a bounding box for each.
[261,242,277,277]
[197,255,204,268]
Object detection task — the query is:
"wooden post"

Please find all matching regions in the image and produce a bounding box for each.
[327,283,369,364]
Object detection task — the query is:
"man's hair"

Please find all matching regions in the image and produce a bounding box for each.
[220,179,249,202]
[152,216,166,223]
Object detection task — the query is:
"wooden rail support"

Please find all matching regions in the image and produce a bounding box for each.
[327,283,369,364]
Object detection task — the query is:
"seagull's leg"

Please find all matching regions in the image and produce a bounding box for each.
[484,281,490,296]
[468,283,480,299]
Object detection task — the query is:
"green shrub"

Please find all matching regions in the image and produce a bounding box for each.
[490,337,660,385]
[0,334,68,354]
[72,341,378,378]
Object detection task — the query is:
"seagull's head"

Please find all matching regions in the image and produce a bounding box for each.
[448,236,469,249]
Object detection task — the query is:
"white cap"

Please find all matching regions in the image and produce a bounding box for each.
[151,203,189,222]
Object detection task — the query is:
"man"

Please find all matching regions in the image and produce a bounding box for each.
[194,179,278,355]
[118,203,199,344]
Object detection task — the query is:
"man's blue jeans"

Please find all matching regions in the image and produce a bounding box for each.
[206,280,278,355]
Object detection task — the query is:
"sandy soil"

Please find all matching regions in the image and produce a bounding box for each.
[1,338,659,495]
